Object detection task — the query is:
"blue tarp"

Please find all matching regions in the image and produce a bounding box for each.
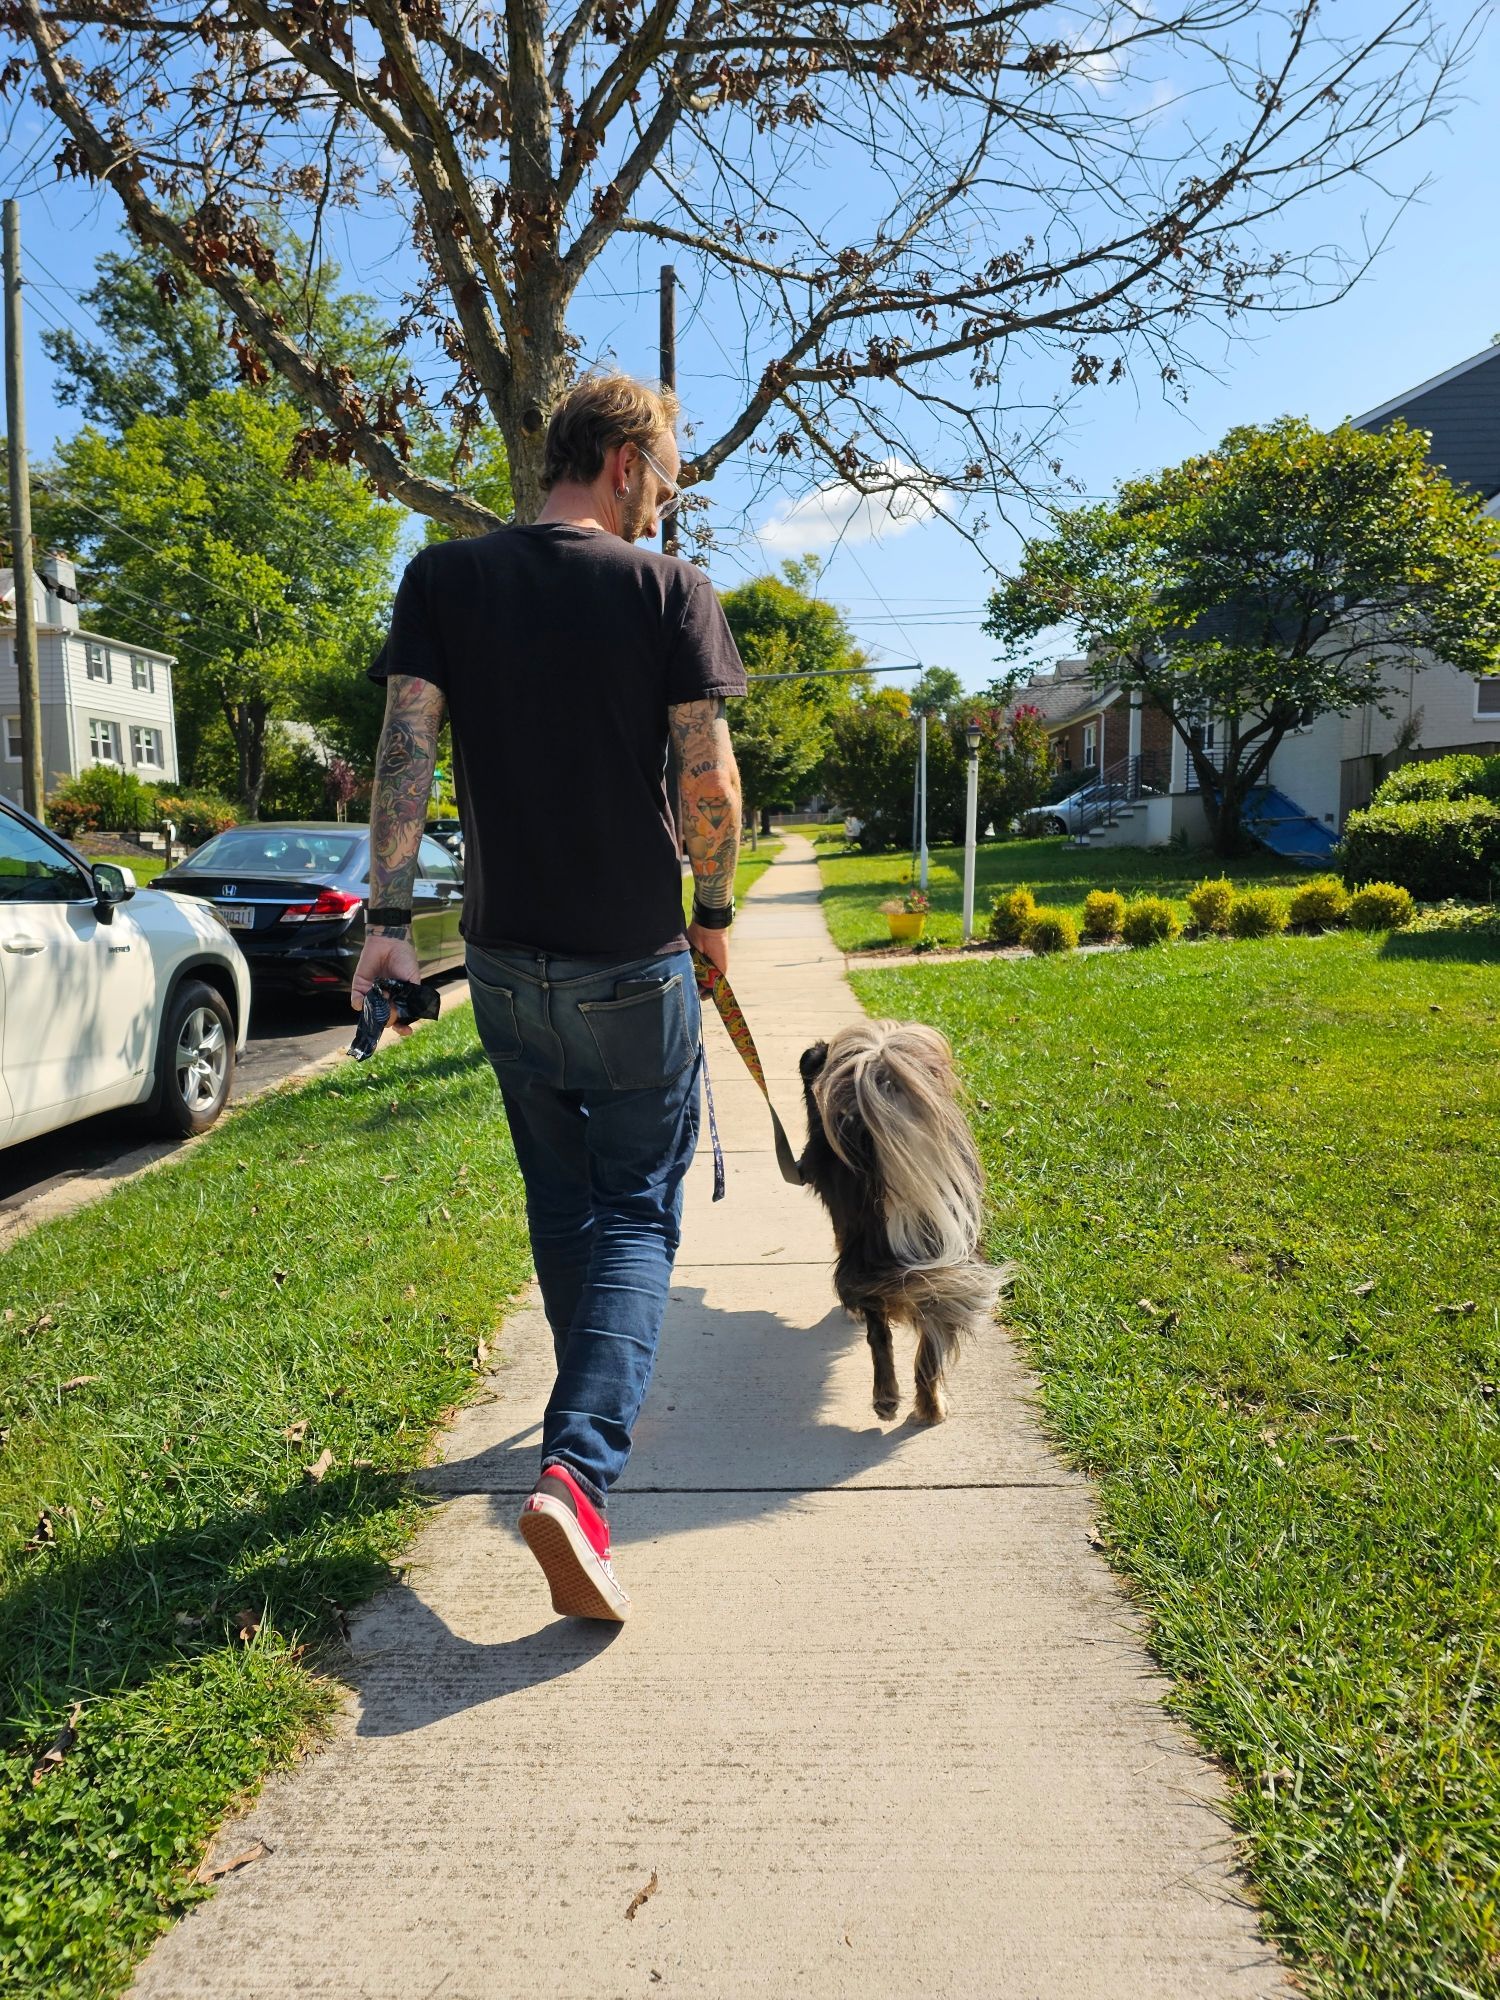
[1240,787,1339,866]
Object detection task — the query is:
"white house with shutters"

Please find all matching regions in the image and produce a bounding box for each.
[0,551,180,807]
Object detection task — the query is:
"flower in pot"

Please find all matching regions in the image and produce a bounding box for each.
[881,889,929,941]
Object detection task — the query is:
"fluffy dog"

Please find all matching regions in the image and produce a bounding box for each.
[798,1021,1005,1424]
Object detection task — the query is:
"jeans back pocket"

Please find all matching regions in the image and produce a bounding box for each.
[579,972,694,1089]
[467,963,523,1064]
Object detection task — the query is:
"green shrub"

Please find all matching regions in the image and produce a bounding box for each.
[153,793,241,847]
[1022,907,1079,954]
[1347,881,1416,931]
[1340,797,1500,901]
[1186,877,1235,933]
[1373,752,1500,806]
[1081,889,1125,942]
[1288,876,1349,928]
[1121,896,1181,948]
[989,886,1037,946]
[1227,888,1289,939]
[46,765,152,833]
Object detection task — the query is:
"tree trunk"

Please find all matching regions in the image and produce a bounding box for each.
[227,700,268,819]
[760,804,773,835]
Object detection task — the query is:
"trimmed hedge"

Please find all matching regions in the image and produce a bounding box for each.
[1347,881,1416,931]
[1340,797,1500,902]
[1373,753,1500,807]
[1121,896,1181,948]
[1081,889,1125,942]
[1022,907,1079,954]
[1187,877,1235,934]
[1288,876,1349,928]
[1228,888,1289,939]
[989,887,1037,946]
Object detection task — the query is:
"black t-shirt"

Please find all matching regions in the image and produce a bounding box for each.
[369,523,746,958]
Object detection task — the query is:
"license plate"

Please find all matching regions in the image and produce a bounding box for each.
[219,904,254,929]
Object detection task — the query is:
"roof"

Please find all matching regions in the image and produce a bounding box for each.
[1009,666,1119,732]
[1350,342,1500,500]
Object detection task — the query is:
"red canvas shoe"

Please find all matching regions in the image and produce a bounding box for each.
[517,1464,631,1622]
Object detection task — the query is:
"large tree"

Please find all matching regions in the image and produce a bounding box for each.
[39,390,401,815]
[9,0,1462,536]
[984,416,1500,853]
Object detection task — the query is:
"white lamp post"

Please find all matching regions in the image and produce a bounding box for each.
[962,719,982,942]
[916,710,930,892]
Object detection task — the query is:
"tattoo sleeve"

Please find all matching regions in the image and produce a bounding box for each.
[369,674,446,930]
[669,697,741,909]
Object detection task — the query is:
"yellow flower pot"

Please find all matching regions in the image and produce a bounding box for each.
[886,911,926,941]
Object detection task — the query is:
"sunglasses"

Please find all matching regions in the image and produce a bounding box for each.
[638,445,683,521]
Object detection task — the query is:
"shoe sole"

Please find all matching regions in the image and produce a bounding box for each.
[517,1499,631,1622]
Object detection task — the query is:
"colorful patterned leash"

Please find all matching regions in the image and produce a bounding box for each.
[692,947,804,1201]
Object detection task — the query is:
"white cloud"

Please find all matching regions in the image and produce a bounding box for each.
[755,458,945,552]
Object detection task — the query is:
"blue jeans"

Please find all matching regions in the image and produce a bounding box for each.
[466,940,702,1502]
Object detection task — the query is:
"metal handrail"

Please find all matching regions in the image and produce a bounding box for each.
[1069,752,1169,839]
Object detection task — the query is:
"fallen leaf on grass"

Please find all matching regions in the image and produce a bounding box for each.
[230,1608,260,1645]
[174,1611,204,1632]
[30,1703,82,1787]
[24,1312,55,1338]
[25,1511,56,1551]
[1349,1279,1376,1298]
[1433,1301,1477,1317]
[282,1420,309,1443]
[304,1449,335,1484]
[272,1269,288,1287]
[194,1840,271,1886]
[1136,1298,1161,1315]
[59,1376,99,1394]
[378,1173,399,1184]
[625,1872,659,1921]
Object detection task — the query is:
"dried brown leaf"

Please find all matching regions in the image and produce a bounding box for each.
[304,1449,335,1484]
[230,1607,260,1645]
[30,1702,82,1786]
[625,1871,658,1920]
[1433,1300,1478,1317]
[282,1420,309,1443]
[194,1839,271,1885]
[59,1376,99,1393]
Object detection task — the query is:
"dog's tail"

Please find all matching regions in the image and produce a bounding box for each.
[813,1019,1004,1305]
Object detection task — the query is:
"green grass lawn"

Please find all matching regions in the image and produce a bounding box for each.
[818,833,1309,952]
[852,933,1499,1999]
[86,852,169,887]
[0,1009,531,1999]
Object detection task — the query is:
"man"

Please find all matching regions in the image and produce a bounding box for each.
[356,373,745,1622]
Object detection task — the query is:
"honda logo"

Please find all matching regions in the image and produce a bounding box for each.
[222,884,237,896]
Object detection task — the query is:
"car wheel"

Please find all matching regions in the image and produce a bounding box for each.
[1049,815,1069,836]
[153,979,235,1137]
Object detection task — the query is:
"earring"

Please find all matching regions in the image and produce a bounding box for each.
[615,484,628,498]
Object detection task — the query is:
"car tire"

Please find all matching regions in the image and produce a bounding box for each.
[152,979,235,1137]
[1049,815,1069,836]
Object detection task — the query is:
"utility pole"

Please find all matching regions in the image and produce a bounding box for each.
[916,709,930,893]
[659,263,678,558]
[3,199,44,821]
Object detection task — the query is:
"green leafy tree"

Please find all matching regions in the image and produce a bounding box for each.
[824,702,964,851]
[720,559,872,827]
[40,391,401,816]
[730,632,832,837]
[986,417,1500,854]
[909,665,965,715]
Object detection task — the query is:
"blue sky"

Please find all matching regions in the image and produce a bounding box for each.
[6,3,1498,699]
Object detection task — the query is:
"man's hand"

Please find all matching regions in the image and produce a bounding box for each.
[352,932,421,1032]
[687,919,729,979]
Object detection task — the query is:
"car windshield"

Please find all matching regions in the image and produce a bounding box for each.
[187,829,362,875]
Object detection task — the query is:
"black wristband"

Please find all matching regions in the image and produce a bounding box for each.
[691,897,734,930]
[366,906,413,929]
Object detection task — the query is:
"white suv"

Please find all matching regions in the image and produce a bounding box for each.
[0,801,251,1150]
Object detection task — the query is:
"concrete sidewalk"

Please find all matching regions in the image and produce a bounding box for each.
[133,835,1285,2000]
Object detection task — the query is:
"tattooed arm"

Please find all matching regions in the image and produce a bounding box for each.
[670,696,741,973]
[351,672,447,1012]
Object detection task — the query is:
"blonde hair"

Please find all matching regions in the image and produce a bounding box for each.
[542,372,680,491]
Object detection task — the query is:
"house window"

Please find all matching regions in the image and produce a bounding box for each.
[130,654,154,692]
[131,724,163,768]
[1292,703,1317,731]
[1476,678,1500,720]
[4,717,19,762]
[1082,720,1098,768]
[89,717,122,764]
[85,642,111,682]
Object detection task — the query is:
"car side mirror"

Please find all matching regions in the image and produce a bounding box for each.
[92,861,137,923]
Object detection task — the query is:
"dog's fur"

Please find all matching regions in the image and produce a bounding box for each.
[798,1021,1006,1423]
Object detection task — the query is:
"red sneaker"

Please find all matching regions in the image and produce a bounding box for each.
[517,1464,631,1622]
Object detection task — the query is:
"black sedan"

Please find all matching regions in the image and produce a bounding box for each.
[154,822,466,996]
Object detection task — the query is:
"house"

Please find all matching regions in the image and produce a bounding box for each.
[0,552,180,805]
[1021,345,1500,852]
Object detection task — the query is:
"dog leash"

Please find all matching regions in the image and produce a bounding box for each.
[691,947,804,1201]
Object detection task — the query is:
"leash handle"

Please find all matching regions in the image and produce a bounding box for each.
[692,948,804,1190]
